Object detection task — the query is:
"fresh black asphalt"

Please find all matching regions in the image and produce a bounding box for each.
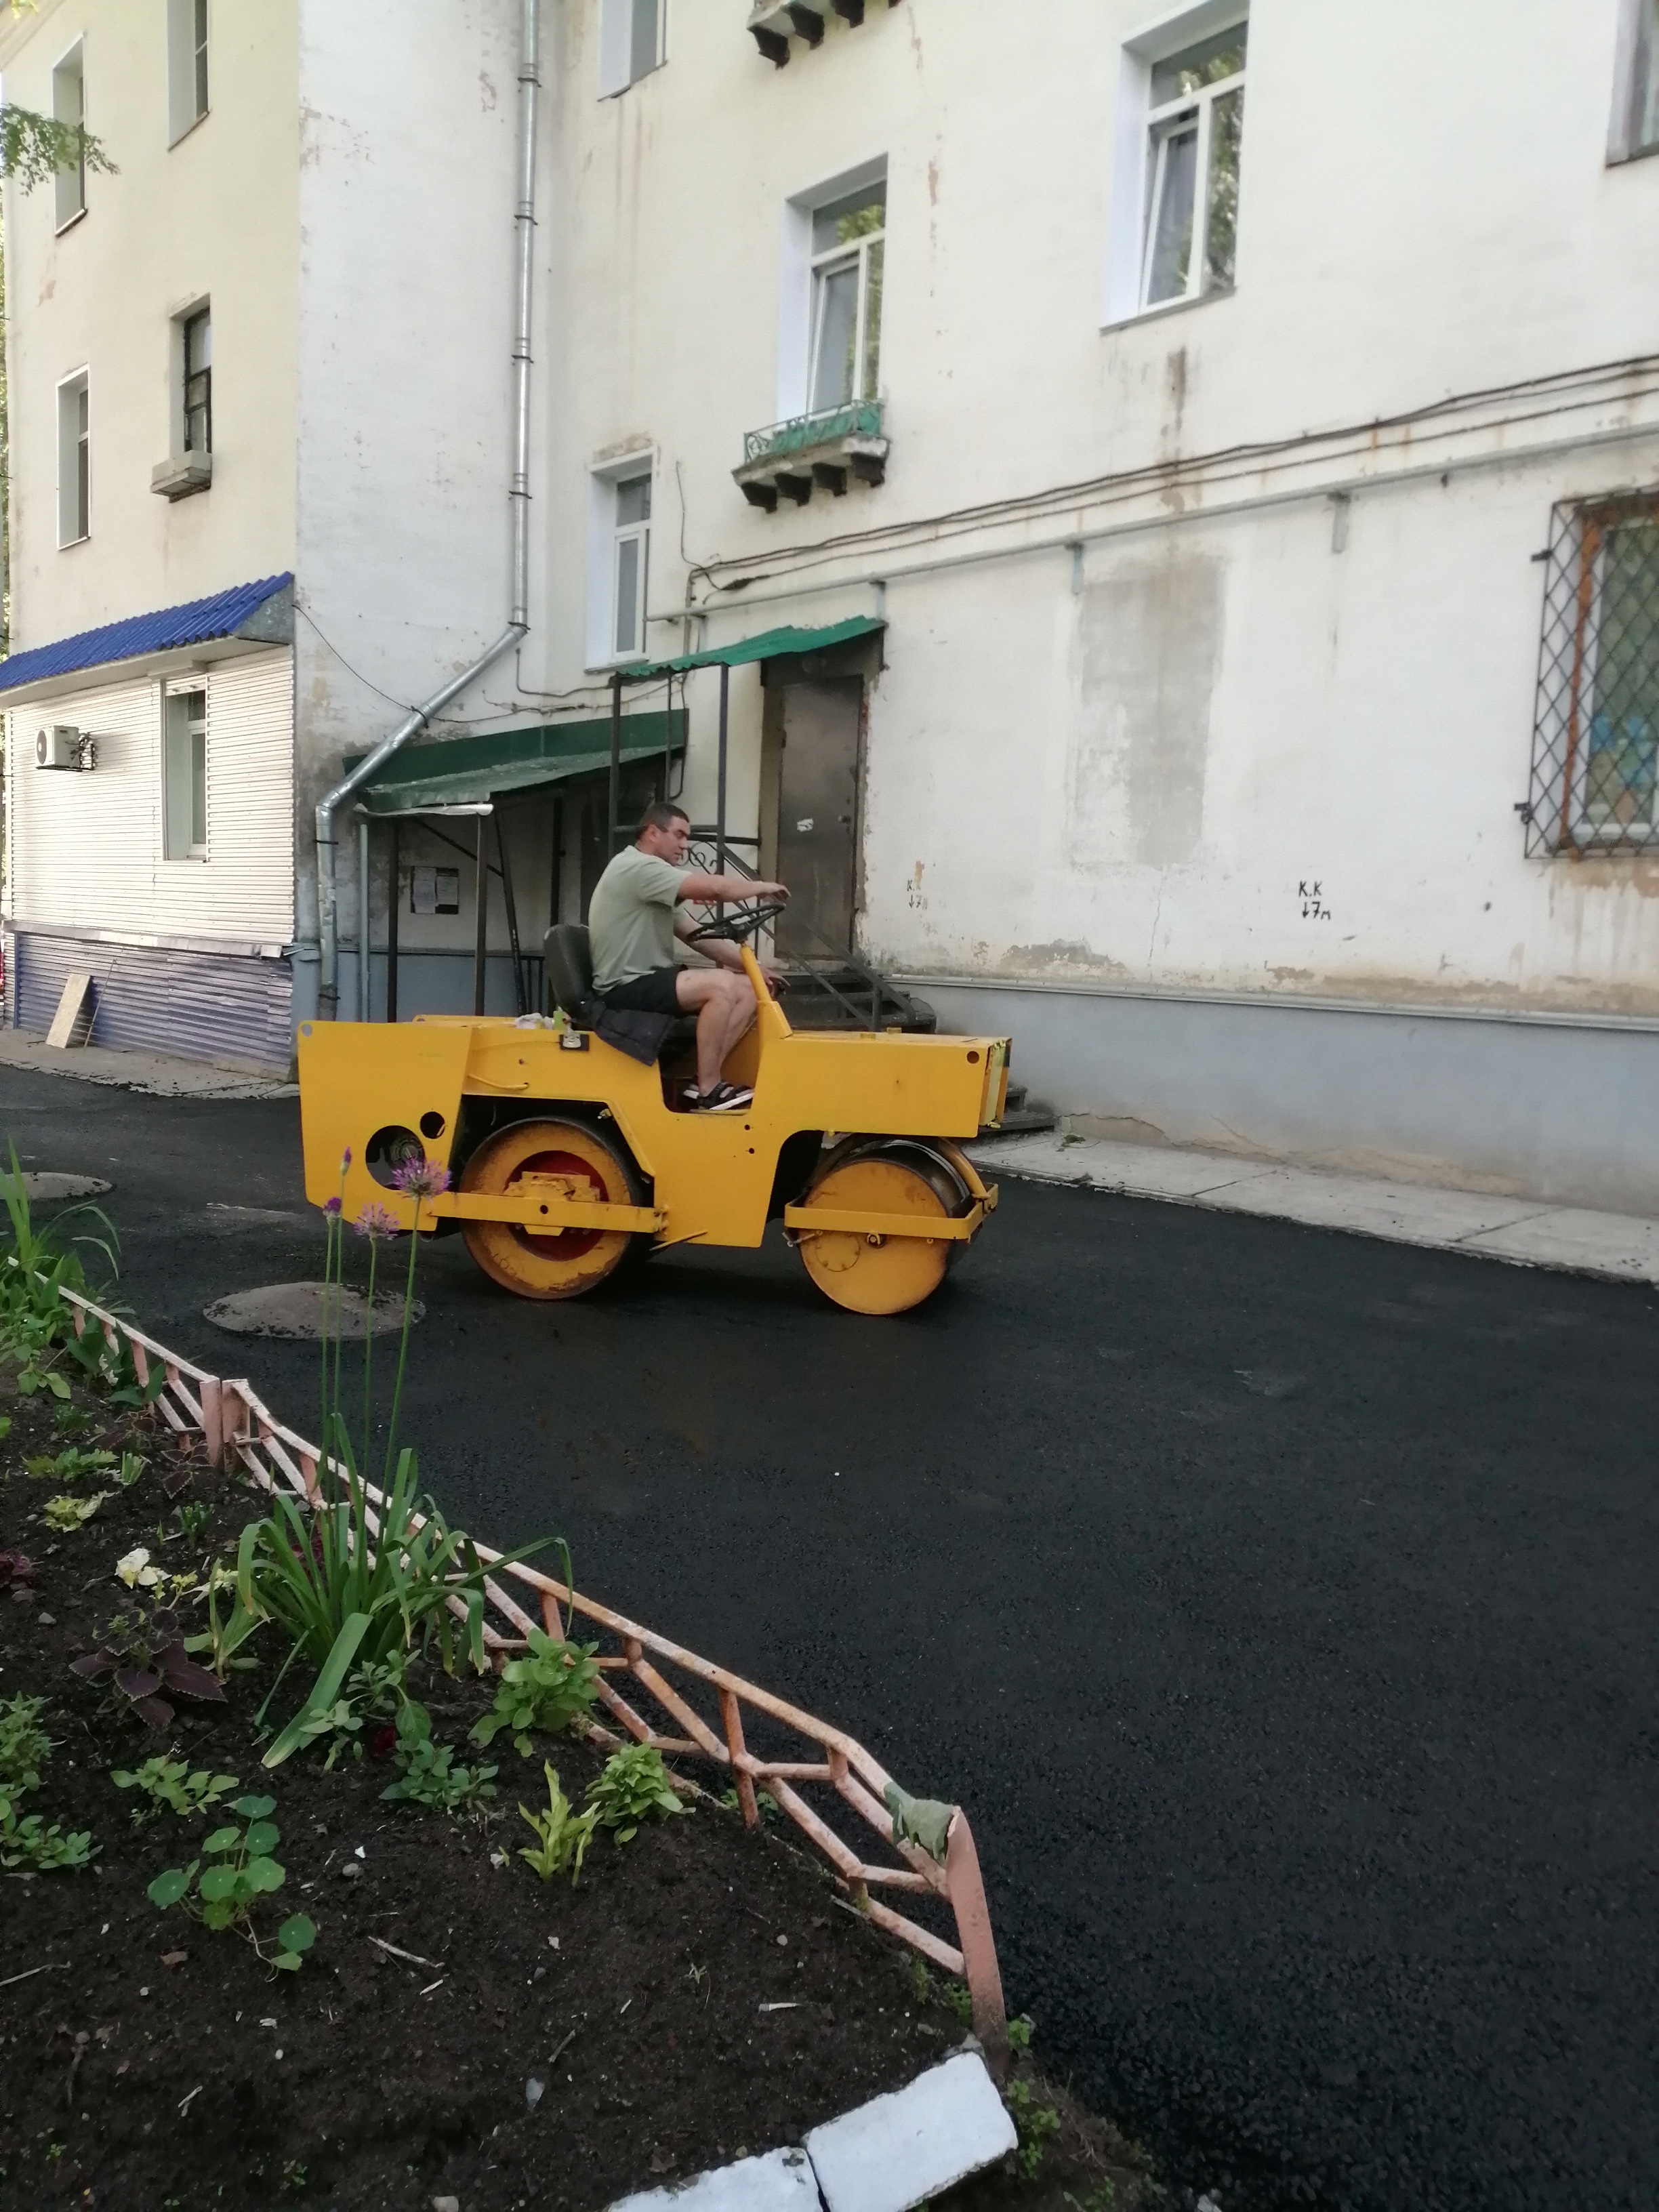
[4,1066,1656,2212]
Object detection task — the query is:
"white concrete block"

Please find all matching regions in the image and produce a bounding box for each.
[805,2053,1017,2212]
[609,2146,819,2212]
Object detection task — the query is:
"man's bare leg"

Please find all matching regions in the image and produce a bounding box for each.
[675,969,758,1094]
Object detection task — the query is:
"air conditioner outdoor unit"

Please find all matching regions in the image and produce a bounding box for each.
[36,725,85,770]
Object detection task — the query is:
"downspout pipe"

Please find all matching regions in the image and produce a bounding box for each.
[312,0,541,1019]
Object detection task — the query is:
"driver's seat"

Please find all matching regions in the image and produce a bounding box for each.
[544,922,598,1023]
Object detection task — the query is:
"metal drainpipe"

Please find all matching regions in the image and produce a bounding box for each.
[312,0,541,1019]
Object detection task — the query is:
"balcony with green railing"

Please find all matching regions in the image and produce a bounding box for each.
[734,398,888,512]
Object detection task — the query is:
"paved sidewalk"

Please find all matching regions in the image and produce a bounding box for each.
[0,1029,295,1101]
[965,1128,1659,1286]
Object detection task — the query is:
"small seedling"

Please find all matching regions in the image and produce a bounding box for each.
[42,1489,110,1531]
[26,1445,117,1481]
[0,1549,35,1594]
[0,1695,51,1797]
[719,1784,781,1824]
[470,1627,602,1756]
[1063,2187,1117,2211]
[1008,2013,1035,2053]
[1004,2078,1061,2178]
[0,1696,96,1872]
[112,1757,240,1826]
[175,1500,211,1547]
[380,1700,497,1813]
[586,1742,687,1843]
[148,1792,315,1969]
[939,1978,974,2026]
[52,1401,93,1437]
[516,1763,598,1883]
[117,1450,147,1489]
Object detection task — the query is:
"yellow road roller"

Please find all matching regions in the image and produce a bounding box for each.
[298,907,1008,1315]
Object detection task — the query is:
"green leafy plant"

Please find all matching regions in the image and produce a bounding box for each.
[1004,2078,1061,2179]
[52,1401,92,1437]
[182,1562,264,1681]
[471,1621,602,1757]
[1007,2013,1035,2054]
[41,1489,109,1530]
[720,1783,781,1824]
[174,1499,211,1547]
[111,1757,239,1826]
[71,1605,228,1729]
[0,1694,96,1872]
[586,1742,687,1843]
[147,1792,315,1969]
[0,1145,120,1395]
[117,1449,148,1489]
[516,1763,598,1882]
[26,1445,117,1480]
[380,1700,497,1813]
[0,102,115,194]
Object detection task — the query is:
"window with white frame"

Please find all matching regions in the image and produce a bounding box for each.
[610,472,652,661]
[52,41,86,230]
[163,689,209,861]
[807,180,884,416]
[1139,18,1246,310]
[182,306,211,455]
[598,0,665,97]
[1614,0,1659,159]
[56,373,89,546]
[167,0,210,144]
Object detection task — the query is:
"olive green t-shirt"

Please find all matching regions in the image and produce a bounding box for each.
[588,844,684,994]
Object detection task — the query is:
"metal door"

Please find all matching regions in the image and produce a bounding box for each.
[776,677,861,957]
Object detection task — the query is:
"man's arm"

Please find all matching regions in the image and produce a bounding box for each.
[675,871,786,905]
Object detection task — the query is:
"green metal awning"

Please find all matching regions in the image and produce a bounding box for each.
[345,710,685,818]
[619,613,884,680]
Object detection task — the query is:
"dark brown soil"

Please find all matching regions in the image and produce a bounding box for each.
[0,1372,1160,2212]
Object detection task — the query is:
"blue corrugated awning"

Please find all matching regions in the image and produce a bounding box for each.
[0,573,293,696]
[618,613,884,679]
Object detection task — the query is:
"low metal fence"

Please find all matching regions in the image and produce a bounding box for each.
[60,1286,1008,2051]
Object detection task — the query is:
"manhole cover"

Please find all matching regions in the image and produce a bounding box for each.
[202,1283,424,1341]
[21,1172,113,1200]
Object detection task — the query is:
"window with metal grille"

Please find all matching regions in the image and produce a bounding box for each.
[183,308,211,454]
[1526,493,1659,855]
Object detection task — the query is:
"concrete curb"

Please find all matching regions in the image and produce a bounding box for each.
[609,2052,1016,2212]
[967,1130,1659,1287]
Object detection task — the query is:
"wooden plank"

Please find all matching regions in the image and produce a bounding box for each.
[45,972,94,1048]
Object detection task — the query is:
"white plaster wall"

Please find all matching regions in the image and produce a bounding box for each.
[531,0,1659,1017]
[4,650,295,945]
[292,0,533,957]
[0,0,298,644]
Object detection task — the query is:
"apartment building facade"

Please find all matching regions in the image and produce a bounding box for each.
[3,0,1658,1210]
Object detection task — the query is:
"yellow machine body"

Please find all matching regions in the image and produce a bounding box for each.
[298,951,1008,1315]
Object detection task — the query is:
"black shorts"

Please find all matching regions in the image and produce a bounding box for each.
[599,966,685,1017]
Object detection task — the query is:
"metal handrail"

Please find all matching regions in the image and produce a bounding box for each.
[56,1288,1008,2051]
[741,398,884,468]
[684,838,909,1030]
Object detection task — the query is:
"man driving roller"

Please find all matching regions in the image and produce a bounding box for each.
[588,802,788,1113]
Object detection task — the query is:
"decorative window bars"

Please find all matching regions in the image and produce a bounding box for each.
[1526,491,1659,856]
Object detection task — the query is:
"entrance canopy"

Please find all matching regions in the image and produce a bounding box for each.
[618,613,884,682]
[346,709,684,818]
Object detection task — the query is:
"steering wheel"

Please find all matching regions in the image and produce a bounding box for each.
[682,898,790,945]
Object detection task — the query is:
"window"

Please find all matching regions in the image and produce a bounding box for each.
[1527,493,1659,855]
[610,472,651,661]
[183,308,211,454]
[51,41,85,230]
[598,0,664,96]
[1612,0,1659,160]
[1140,22,1246,309]
[167,0,210,142]
[163,689,208,861]
[808,182,884,415]
[56,373,89,546]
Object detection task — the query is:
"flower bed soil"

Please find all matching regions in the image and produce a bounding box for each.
[0,1370,1160,2212]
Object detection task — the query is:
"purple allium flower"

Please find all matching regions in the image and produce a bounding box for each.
[340,1147,353,1171]
[354,1201,400,1242]
[390,1158,451,1199]
[322,1195,343,1218]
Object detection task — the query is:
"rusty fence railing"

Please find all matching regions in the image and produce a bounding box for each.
[60,1288,1007,2049]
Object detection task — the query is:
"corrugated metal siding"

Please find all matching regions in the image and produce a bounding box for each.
[5,649,294,947]
[14,930,293,1077]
